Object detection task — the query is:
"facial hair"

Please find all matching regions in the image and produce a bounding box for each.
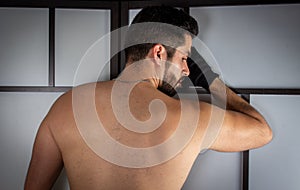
[158,64,183,97]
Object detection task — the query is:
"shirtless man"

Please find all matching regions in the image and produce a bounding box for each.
[24,6,272,190]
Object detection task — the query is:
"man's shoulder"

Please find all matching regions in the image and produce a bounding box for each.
[50,81,112,114]
[44,90,73,125]
[71,81,113,94]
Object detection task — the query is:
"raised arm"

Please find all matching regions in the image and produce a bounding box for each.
[24,116,63,190]
[187,47,272,152]
[208,78,273,152]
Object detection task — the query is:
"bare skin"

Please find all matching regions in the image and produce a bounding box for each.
[25,37,272,190]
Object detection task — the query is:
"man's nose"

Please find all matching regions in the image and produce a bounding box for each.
[182,61,190,76]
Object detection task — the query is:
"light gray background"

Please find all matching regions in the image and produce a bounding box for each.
[55,9,111,86]
[250,95,300,190]
[0,8,49,86]
[190,5,300,88]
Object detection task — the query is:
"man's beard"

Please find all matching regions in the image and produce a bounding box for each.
[158,81,177,97]
[158,71,183,97]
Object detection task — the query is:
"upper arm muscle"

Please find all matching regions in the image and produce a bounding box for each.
[200,103,271,152]
[25,119,63,190]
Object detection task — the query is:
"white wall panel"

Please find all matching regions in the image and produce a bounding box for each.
[0,8,49,86]
[249,95,300,190]
[190,5,300,88]
[0,92,65,189]
[55,9,110,86]
[182,151,241,190]
[129,9,140,23]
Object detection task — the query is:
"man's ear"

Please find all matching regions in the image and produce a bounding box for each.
[152,44,167,65]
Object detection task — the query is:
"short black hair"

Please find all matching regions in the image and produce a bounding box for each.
[124,6,199,63]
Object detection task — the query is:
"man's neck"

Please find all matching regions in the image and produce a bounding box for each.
[118,60,160,89]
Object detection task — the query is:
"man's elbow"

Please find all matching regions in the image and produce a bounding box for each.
[259,122,273,146]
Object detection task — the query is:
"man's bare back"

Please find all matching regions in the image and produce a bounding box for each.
[25,6,272,189]
[40,81,207,189]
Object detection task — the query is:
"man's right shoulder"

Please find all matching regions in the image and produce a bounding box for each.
[47,81,109,122]
[45,90,73,125]
[52,82,103,108]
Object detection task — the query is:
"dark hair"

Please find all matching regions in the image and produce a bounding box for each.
[124,6,199,63]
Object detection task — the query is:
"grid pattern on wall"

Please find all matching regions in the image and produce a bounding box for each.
[1,0,299,93]
[1,1,300,190]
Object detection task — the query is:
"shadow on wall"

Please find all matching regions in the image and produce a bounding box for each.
[52,169,70,189]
